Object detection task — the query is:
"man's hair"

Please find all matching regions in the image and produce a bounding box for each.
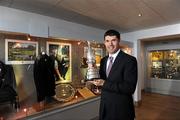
[104,29,120,40]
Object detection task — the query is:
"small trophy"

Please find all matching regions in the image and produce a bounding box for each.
[86,41,100,81]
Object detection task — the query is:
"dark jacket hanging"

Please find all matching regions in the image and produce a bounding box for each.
[33,53,55,102]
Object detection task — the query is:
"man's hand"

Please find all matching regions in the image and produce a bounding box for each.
[88,79,104,86]
[59,76,65,81]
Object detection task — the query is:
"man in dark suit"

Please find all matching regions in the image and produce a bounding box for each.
[93,29,138,120]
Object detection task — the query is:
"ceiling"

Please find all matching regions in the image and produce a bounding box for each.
[1,0,180,33]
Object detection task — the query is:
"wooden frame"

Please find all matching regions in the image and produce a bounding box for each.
[46,42,72,84]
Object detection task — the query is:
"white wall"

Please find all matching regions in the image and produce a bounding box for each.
[122,24,180,42]
[122,24,180,101]
[0,6,105,41]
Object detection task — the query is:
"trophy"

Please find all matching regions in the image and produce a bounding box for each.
[86,41,100,80]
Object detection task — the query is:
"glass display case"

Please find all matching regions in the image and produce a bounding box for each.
[148,49,180,80]
[0,32,105,120]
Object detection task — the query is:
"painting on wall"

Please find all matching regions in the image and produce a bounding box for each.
[47,42,72,84]
[84,47,103,67]
[5,39,38,64]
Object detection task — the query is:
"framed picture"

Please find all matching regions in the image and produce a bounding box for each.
[84,47,103,67]
[5,39,38,64]
[47,42,72,84]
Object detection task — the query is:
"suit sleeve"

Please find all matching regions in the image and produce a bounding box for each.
[102,57,138,95]
[99,58,106,80]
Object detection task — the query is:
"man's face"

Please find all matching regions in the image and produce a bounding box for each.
[104,35,120,54]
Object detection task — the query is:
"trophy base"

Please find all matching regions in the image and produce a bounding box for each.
[85,78,99,81]
[92,87,101,95]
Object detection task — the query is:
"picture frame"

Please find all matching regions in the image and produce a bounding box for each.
[46,42,72,84]
[84,47,103,67]
[5,39,38,64]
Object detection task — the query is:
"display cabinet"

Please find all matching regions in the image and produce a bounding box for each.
[149,49,180,80]
[0,32,105,120]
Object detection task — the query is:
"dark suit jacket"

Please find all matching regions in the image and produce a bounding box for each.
[99,50,138,120]
[33,53,55,102]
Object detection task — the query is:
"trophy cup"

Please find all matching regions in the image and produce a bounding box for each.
[85,41,101,94]
[86,41,100,80]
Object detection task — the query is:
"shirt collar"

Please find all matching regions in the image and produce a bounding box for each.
[109,49,120,59]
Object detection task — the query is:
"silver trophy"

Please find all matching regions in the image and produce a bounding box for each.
[86,41,100,80]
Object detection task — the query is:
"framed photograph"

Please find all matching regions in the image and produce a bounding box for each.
[84,47,103,67]
[47,42,72,84]
[152,61,162,68]
[5,39,38,64]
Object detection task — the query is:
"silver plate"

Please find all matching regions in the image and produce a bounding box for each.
[55,84,76,102]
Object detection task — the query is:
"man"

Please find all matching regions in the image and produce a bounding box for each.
[93,29,138,120]
[50,49,64,81]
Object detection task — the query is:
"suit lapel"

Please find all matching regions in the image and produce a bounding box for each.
[103,56,108,73]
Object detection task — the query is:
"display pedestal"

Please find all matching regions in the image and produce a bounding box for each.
[23,97,100,120]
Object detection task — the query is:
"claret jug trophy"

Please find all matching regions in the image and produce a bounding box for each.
[86,41,100,80]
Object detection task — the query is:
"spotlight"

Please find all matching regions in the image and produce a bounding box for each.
[27,35,31,41]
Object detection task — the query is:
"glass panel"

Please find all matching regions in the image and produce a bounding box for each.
[149,49,180,80]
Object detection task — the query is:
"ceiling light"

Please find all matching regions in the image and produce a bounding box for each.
[138,13,142,17]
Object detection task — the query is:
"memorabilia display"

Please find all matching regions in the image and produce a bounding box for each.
[149,49,180,80]
[1,32,107,120]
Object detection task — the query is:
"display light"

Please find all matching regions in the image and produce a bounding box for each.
[23,108,28,116]
[27,34,31,41]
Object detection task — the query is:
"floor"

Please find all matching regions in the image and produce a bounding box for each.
[135,92,180,120]
[92,92,180,120]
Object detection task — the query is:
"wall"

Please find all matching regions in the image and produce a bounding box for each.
[122,24,180,100]
[0,6,105,41]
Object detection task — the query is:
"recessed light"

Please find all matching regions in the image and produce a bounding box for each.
[138,13,142,17]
